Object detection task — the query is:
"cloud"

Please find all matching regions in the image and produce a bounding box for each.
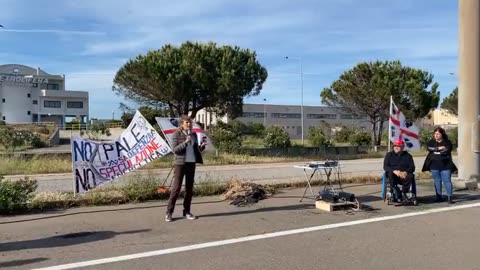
[64,69,129,118]
[78,3,320,56]
[0,28,105,35]
[0,0,459,117]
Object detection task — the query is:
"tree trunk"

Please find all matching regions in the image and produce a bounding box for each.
[183,101,189,116]
[371,120,377,145]
[175,107,182,117]
[190,106,201,120]
[168,104,175,117]
[376,120,385,146]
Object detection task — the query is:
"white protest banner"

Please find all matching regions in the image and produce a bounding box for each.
[155,117,209,148]
[72,111,171,194]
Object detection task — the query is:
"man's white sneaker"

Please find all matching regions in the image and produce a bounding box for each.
[183,213,197,220]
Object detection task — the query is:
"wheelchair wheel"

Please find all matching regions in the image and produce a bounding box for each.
[412,196,418,206]
[352,198,361,211]
[385,193,391,205]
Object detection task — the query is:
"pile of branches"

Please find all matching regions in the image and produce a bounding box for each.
[222,179,272,207]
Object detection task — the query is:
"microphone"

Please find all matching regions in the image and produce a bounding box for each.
[185,129,192,143]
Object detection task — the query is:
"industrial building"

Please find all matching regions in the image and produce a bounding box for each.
[0,64,89,125]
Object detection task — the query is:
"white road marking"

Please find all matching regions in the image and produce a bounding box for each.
[33,202,480,270]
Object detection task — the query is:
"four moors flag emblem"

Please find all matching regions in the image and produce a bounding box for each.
[388,97,421,151]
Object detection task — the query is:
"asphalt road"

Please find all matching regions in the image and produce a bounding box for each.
[1,184,479,270]
[5,156,443,193]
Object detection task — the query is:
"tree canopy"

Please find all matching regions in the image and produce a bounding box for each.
[320,60,439,145]
[120,105,170,127]
[440,87,458,116]
[113,41,268,119]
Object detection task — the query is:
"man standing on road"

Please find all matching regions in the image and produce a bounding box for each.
[165,115,207,222]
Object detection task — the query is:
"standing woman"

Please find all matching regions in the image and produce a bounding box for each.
[422,127,457,204]
[165,115,207,222]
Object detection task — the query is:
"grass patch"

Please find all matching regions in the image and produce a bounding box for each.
[1,171,438,215]
[241,136,265,148]
[30,191,77,210]
[0,151,391,175]
[194,179,228,197]
[120,171,162,202]
[0,155,72,175]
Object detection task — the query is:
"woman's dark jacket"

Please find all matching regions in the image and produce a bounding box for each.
[422,138,457,173]
[172,129,205,165]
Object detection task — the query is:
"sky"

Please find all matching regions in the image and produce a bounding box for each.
[0,0,458,119]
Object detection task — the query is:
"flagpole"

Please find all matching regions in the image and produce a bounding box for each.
[388,96,393,152]
[71,134,77,197]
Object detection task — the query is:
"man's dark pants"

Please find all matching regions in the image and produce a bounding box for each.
[167,162,196,215]
[387,171,414,197]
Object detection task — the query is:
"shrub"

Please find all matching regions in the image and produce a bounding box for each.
[244,122,265,136]
[121,112,134,128]
[210,126,242,153]
[82,190,128,205]
[0,176,38,214]
[228,120,248,135]
[121,174,160,202]
[16,130,44,148]
[419,129,432,147]
[29,134,45,148]
[335,126,355,143]
[194,180,227,196]
[318,120,333,137]
[308,126,332,147]
[0,127,45,150]
[351,130,372,146]
[0,126,23,151]
[105,119,123,125]
[447,127,458,146]
[264,125,291,148]
[86,122,111,140]
[38,126,51,135]
[30,192,76,210]
[381,129,389,145]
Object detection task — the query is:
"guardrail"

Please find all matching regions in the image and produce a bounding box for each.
[62,122,124,130]
[8,122,57,127]
[5,121,125,130]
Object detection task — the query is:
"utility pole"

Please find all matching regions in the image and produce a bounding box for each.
[263,98,267,126]
[457,0,480,189]
[285,56,304,145]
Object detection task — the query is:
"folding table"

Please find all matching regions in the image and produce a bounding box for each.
[294,161,343,202]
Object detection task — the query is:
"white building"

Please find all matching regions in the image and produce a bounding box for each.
[0,64,89,125]
[196,103,370,139]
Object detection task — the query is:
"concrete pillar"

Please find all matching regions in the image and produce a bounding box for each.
[457,0,480,189]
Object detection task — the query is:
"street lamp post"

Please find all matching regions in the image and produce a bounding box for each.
[458,0,480,189]
[285,56,304,145]
[263,98,267,126]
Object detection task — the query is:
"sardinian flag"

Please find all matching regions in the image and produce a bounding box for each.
[155,117,209,148]
[389,98,421,151]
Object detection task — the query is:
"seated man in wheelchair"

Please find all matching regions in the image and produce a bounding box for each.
[383,139,416,203]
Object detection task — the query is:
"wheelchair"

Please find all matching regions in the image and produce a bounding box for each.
[381,171,418,206]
